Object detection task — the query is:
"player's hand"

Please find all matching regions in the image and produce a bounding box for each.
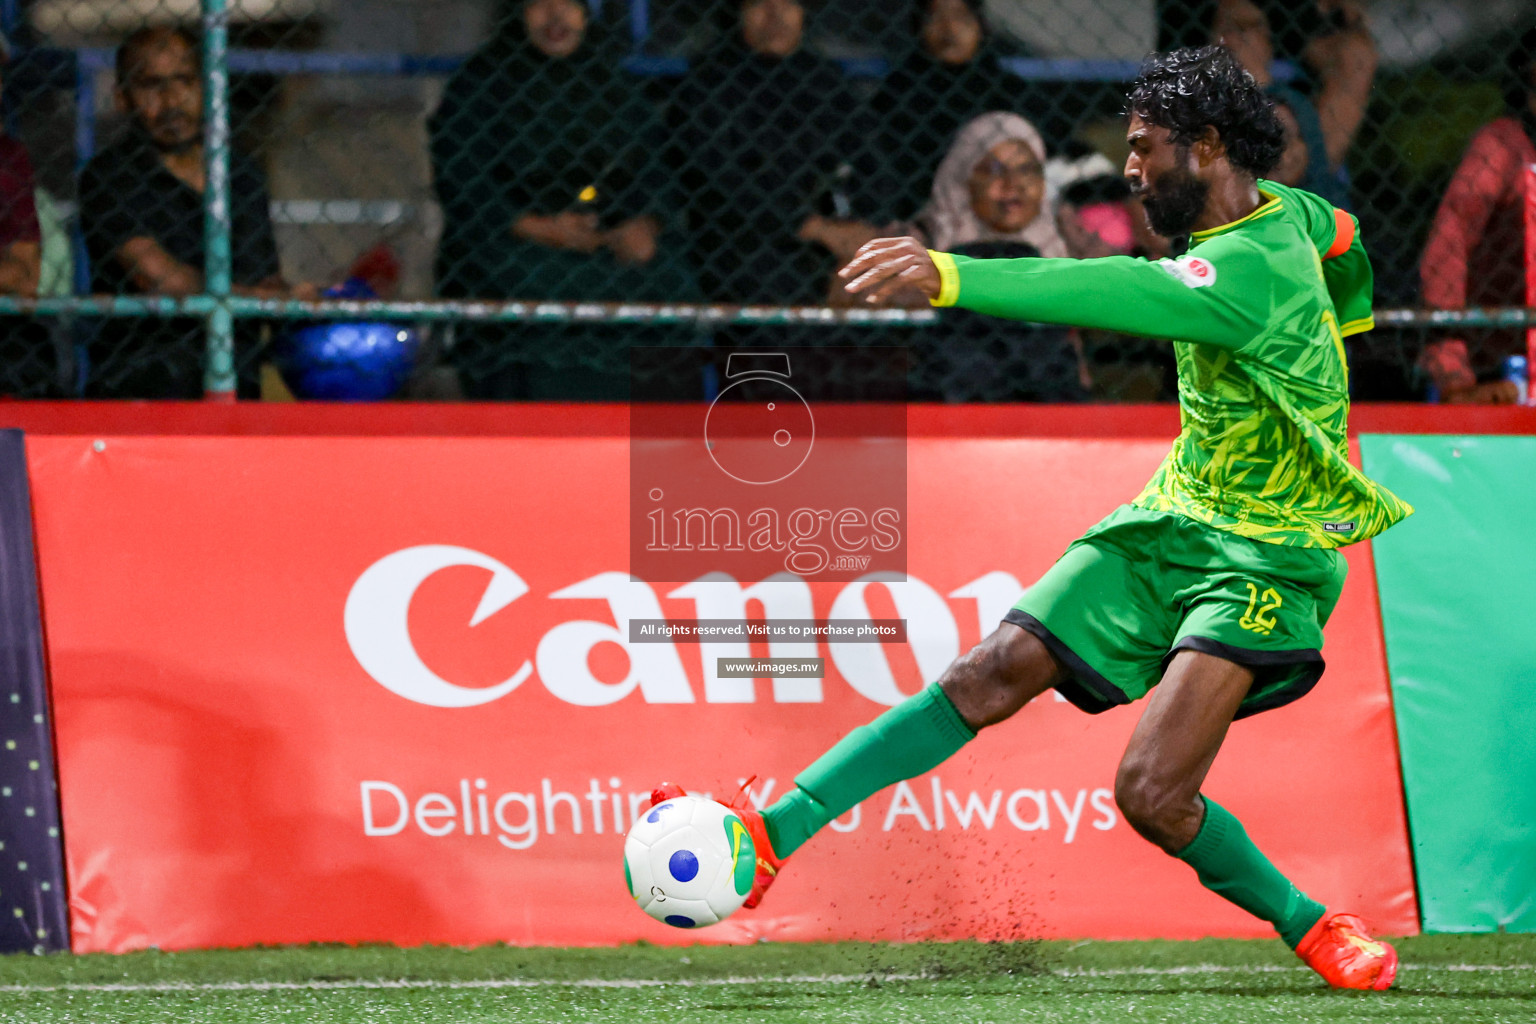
[838,237,941,304]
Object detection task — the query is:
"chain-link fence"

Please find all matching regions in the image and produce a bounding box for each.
[0,0,1532,401]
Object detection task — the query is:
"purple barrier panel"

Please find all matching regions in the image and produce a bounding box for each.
[0,430,68,952]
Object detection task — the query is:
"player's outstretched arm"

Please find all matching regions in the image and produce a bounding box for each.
[845,232,1270,350]
[839,237,941,305]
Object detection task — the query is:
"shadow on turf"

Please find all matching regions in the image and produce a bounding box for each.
[864,940,1058,980]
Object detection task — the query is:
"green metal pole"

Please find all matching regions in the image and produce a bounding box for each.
[202,0,235,398]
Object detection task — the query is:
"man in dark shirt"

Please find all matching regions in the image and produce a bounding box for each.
[79,26,309,398]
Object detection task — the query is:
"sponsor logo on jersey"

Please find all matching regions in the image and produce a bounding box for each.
[1158,255,1217,289]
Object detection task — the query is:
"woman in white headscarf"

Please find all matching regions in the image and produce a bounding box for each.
[811,110,1092,399]
[821,110,1074,303]
[901,111,1089,401]
[813,110,1071,277]
[913,110,1069,257]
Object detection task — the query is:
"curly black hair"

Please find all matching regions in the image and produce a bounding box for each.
[1127,45,1285,178]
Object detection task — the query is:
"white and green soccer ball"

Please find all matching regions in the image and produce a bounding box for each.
[624,795,756,929]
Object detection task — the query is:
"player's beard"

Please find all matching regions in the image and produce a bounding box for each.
[1137,166,1209,238]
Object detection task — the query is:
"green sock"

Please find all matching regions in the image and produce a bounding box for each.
[761,683,975,858]
[1176,796,1326,948]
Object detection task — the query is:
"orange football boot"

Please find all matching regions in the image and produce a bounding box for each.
[647,780,784,909]
[1295,911,1399,990]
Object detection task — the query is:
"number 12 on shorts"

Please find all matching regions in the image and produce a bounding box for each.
[1240,582,1282,636]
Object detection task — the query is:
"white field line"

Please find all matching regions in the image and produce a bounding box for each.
[0,963,1528,994]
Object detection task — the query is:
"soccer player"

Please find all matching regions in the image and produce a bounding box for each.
[654,45,1408,990]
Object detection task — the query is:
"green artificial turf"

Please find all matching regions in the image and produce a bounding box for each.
[0,934,1529,1023]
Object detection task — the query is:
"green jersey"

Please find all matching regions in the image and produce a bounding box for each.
[929,179,1412,548]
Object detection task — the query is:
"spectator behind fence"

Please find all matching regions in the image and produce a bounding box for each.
[669,0,873,314]
[1158,0,1374,208]
[1416,27,1536,405]
[0,33,52,399]
[79,26,310,399]
[0,36,37,301]
[855,0,1048,225]
[896,112,1088,401]
[430,0,698,399]
[1056,174,1137,260]
[1057,173,1179,400]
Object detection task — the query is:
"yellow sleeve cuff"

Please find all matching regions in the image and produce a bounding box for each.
[928,250,960,307]
[1339,316,1374,338]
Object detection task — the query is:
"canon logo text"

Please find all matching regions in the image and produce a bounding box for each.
[344,546,1034,710]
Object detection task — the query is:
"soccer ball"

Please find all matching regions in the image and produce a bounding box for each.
[623,795,756,929]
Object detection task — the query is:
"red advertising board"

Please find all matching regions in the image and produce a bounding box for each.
[26,433,1417,952]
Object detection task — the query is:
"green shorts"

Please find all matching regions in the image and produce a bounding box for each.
[1007,505,1347,720]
